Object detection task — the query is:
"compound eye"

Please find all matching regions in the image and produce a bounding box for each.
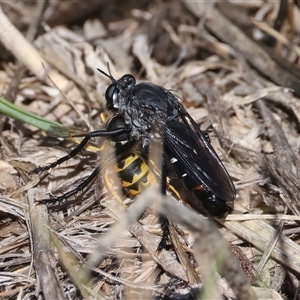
[121,74,136,87]
[105,84,119,110]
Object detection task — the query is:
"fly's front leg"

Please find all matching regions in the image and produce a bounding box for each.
[32,128,128,173]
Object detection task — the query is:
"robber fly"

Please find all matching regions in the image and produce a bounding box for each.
[98,68,236,217]
[35,66,235,218]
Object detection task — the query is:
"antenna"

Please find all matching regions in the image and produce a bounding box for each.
[97,62,116,83]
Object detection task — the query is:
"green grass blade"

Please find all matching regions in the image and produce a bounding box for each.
[0,96,63,132]
[0,96,93,146]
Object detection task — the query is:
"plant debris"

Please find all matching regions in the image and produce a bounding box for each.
[0,1,300,299]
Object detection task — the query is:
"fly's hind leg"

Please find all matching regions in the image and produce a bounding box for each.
[157,160,171,251]
[37,167,100,205]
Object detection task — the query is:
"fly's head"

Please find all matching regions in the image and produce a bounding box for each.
[98,67,136,112]
[108,74,136,111]
[98,66,166,149]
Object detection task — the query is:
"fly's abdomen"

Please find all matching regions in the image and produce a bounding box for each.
[168,156,198,190]
[114,154,156,196]
[168,155,229,217]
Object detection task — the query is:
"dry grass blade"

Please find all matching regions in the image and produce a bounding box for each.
[87,187,188,282]
[184,2,300,96]
[0,6,70,91]
[224,219,300,274]
[157,195,257,300]
[27,188,66,300]
[0,6,47,81]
